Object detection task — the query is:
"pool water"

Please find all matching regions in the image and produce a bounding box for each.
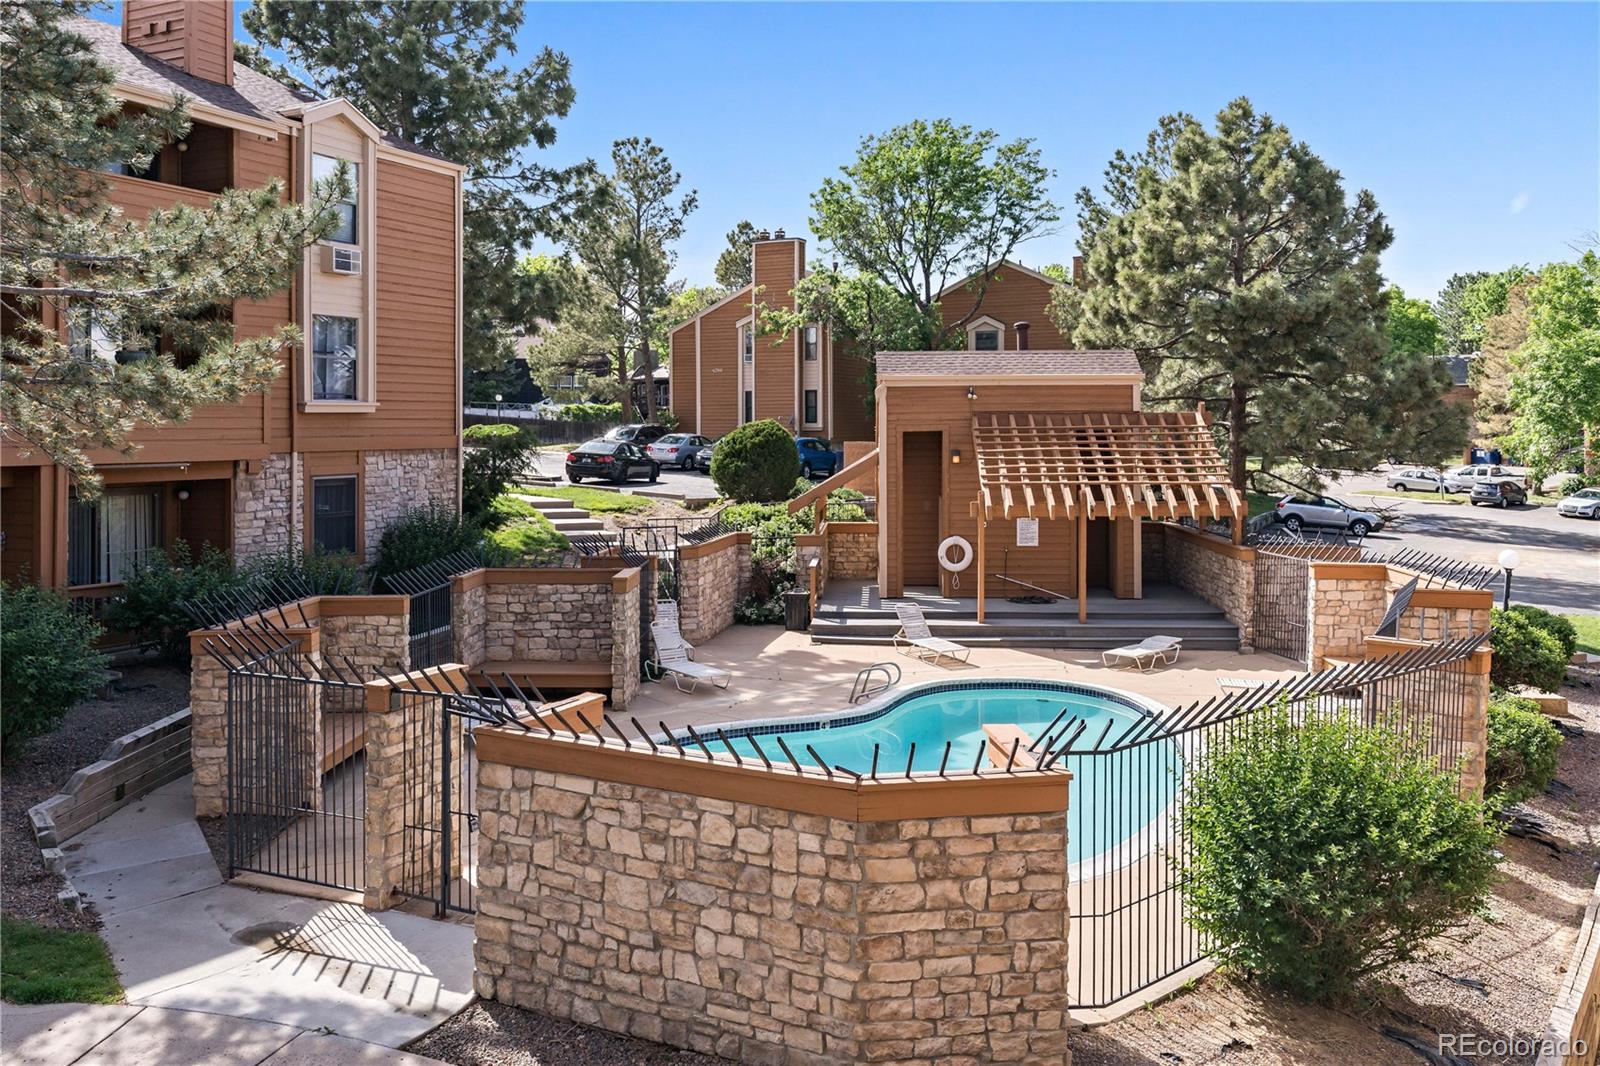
[711,681,1182,866]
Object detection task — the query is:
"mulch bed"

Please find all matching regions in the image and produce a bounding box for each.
[1,661,190,931]
[406,1001,721,1066]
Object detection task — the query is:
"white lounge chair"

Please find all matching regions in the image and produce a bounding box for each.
[1217,676,1271,693]
[1101,635,1183,672]
[652,601,689,657]
[650,621,731,692]
[892,603,971,664]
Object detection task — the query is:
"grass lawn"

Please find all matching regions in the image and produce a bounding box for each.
[1566,614,1600,656]
[0,917,122,1005]
[487,512,569,562]
[512,485,655,515]
[1246,491,1279,517]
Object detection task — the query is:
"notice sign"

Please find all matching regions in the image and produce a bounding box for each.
[1016,518,1039,547]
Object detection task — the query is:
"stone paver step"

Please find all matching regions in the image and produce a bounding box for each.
[549,517,605,533]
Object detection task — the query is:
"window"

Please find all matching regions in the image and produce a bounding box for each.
[804,325,819,361]
[743,390,753,423]
[804,389,819,425]
[67,488,163,586]
[312,476,358,555]
[973,329,1000,352]
[312,314,358,400]
[742,326,753,363]
[312,153,359,244]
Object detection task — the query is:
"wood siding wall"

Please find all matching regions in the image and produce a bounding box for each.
[939,264,1066,351]
[752,240,801,429]
[673,286,752,438]
[122,0,232,85]
[876,381,1138,597]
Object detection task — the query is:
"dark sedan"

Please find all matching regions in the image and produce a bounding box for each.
[566,440,660,485]
[1469,479,1527,508]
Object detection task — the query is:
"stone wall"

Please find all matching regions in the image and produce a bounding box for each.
[1307,567,1389,665]
[452,580,487,667]
[609,571,641,711]
[1161,523,1254,651]
[232,452,300,563]
[472,734,1072,1065]
[319,607,411,680]
[677,532,750,645]
[826,523,878,581]
[483,581,613,663]
[1139,522,1168,585]
[363,448,459,557]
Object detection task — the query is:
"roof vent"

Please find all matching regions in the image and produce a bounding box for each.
[773,227,785,239]
[756,229,771,241]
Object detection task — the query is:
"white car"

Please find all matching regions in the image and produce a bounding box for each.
[1273,494,1385,537]
[646,433,712,469]
[1557,487,1600,519]
[1387,467,1444,492]
[1443,464,1520,493]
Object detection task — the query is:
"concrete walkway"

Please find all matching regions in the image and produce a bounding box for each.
[10,776,475,1064]
[0,1002,446,1065]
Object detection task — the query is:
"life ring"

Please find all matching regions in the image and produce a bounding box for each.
[938,536,973,573]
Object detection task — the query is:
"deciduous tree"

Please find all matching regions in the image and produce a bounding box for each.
[242,0,601,372]
[0,2,340,490]
[1053,97,1462,490]
[1507,253,1600,477]
[1471,275,1535,440]
[1385,286,1442,356]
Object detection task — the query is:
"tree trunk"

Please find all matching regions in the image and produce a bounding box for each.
[617,342,632,422]
[1230,380,1249,493]
[640,341,657,421]
[1586,423,1597,478]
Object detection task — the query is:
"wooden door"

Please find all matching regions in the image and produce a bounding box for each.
[1085,518,1111,588]
[900,431,942,587]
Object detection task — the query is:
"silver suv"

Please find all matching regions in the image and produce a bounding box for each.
[1273,493,1385,537]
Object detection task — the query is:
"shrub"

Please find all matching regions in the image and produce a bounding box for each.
[1557,474,1589,498]
[463,423,535,517]
[245,545,366,596]
[1180,705,1499,1003]
[372,503,483,584]
[712,419,799,502]
[1505,604,1578,661]
[1486,695,1563,803]
[1,582,110,752]
[106,541,244,659]
[559,402,622,422]
[658,409,680,430]
[1490,608,1568,691]
[734,593,787,626]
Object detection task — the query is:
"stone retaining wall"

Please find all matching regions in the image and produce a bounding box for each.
[826,522,878,581]
[677,532,751,645]
[1538,874,1600,1066]
[1160,523,1255,651]
[472,731,1072,1064]
[363,448,460,558]
[1139,522,1169,585]
[483,580,612,663]
[232,453,300,563]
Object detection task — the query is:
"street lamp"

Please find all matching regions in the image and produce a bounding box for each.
[1497,548,1520,609]
[495,393,504,421]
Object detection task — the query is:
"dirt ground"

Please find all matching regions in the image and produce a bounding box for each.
[1072,672,1598,1066]
[408,1001,722,1066]
[0,661,190,931]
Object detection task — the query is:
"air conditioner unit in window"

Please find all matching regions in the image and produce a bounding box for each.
[320,245,362,276]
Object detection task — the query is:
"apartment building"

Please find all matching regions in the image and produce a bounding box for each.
[667,238,1066,445]
[1,4,463,601]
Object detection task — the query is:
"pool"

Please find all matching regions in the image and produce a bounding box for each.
[696,679,1182,866]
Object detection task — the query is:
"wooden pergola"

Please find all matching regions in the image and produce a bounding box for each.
[969,409,1244,622]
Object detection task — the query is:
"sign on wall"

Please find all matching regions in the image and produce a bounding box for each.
[1016,518,1039,547]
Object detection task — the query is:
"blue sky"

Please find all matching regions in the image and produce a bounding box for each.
[112,3,1600,302]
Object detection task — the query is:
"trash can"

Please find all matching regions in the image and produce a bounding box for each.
[783,589,811,631]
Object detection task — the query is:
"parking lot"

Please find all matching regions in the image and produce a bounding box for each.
[1324,470,1600,614]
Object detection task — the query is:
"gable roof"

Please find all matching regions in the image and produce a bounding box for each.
[938,260,1064,299]
[668,284,755,337]
[876,350,1142,380]
[70,16,452,163]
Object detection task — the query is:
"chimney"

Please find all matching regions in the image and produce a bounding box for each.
[756,228,771,241]
[773,227,785,239]
[123,1,234,86]
[1014,322,1030,351]
[1071,255,1085,286]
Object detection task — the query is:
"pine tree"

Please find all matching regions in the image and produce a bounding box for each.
[715,221,758,289]
[0,2,341,490]
[1472,276,1535,440]
[242,1,601,372]
[1054,97,1464,490]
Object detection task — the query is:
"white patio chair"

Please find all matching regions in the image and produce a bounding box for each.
[650,621,731,692]
[1217,676,1271,693]
[892,603,971,664]
[1100,635,1184,672]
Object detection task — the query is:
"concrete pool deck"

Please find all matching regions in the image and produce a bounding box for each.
[631,624,1304,735]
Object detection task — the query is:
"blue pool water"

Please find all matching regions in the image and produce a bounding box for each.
[703,681,1182,865]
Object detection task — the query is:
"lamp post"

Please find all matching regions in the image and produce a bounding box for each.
[1497,548,1520,609]
[495,393,503,422]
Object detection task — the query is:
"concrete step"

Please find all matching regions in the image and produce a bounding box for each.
[529,507,589,521]
[549,517,606,533]
[517,496,584,513]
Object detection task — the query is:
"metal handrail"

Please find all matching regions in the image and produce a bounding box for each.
[849,661,902,705]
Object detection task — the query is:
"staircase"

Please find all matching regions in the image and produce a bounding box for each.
[810,583,1241,651]
[515,495,618,544]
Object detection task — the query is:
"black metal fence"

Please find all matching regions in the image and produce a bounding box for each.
[378,548,486,669]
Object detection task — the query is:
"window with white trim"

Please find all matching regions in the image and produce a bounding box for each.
[973,328,1000,351]
[312,153,359,244]
[804,389,819,425]
[742,325,754,363]
[312,314,358,400]
[804,325,819,361]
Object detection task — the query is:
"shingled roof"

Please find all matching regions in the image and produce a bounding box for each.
[876,350,1143,379]
[70,16,450,162]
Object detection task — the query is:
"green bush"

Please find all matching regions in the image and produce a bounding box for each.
[658,409,680,430]
[1556,474,1590,498]
[712,420,799,502]
[734,593,787,626]
[1180,705,1499,1003]
[1486,695,1563,803]
[1,582,110,752]
[245,545,366,596]
[106,541,245,659]
[463,423,534,517]
[1490,608,1568,691]
[1505,604,1578,661]
[372,503,483,583]
[559,402,622,422]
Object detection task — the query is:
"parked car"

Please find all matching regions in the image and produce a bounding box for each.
[566,440,660,485]
[796,437,842,478]
[1443,464,1525,493]
[1387,467,1444,492]
[1557,486,1600,519]
[604,423,669,446]
[1470,479,1527,508]
[1273,493,1385,537]
[647,433,712,469]
[687,438,718,472]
